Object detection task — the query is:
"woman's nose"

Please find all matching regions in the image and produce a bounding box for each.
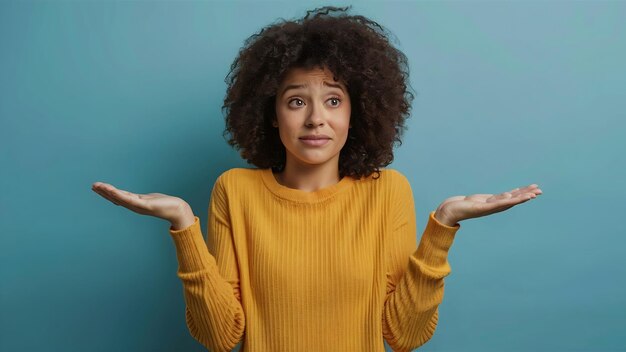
[306,118,324,127]
[305,102,326,127]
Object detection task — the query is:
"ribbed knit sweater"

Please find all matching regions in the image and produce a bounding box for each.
[168,167,461,352]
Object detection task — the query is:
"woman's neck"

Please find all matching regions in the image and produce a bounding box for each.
[274,161,341,192]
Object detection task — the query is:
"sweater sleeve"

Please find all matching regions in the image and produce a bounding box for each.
[168,174,245,352]
[382,174,460,352]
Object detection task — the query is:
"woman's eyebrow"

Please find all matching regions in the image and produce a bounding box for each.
[281,84,307,96]
[281,81,345,96]
[323,81,345,92]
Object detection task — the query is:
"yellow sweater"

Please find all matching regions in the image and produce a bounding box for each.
[168,167,461,352]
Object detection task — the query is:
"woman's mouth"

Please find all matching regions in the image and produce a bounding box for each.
[299,138,330,147]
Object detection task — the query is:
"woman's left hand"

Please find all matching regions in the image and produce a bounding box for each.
[435,184,543,226]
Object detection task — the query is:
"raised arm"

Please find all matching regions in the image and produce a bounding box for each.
[169,175,245,351]
[381,169,543,351]
[382,174,460,352]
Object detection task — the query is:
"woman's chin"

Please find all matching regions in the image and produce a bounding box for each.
[295,154,340,167]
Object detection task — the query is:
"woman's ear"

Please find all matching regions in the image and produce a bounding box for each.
[272,119,278,128]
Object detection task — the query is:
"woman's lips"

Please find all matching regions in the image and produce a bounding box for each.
[299,138,330,147]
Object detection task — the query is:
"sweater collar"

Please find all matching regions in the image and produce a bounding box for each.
[260,168,356,203]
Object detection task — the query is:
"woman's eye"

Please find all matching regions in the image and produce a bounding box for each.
[288,99,304,107]
[328,97,341,107]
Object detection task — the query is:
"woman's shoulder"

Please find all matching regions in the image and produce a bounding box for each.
[218,167,262,178]
[217,167,263,180]
[378,167,407,179]
[364,168,412,195]
[369,167,410,184]
[214,167,265,188]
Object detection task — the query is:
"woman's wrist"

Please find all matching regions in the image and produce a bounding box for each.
[170,205,195,231]
[434,207,458,227]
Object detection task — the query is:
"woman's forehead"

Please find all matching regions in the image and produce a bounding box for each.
[279,66,344,88]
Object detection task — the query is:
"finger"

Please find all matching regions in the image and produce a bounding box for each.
[503,192,535,201]
[509,190,535,198]
[102,189,145,211]
[118,189,142,199]
[96,184,133,204]
[92,184,111,196]
[92,183,116,193]
[506,192,536,203]
[93,187,121,206]
[505,191,536,203]
[512,184,542,196]
[106,187,139,205]
[496,183,542,200]
[478,193,534,214]
[526,192,538,199]
[102,187,124,205]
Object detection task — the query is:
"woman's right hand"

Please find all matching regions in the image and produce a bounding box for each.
[91,182,190,223]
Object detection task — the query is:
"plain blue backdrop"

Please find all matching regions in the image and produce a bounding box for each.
[1,1,625,351]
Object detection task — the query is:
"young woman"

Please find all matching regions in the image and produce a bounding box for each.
[92,6,542,352]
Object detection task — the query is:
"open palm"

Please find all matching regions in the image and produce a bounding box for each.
[437,183,543,224]
[91,182,188,222]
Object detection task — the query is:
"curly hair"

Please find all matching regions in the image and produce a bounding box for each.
[222,5,414,180]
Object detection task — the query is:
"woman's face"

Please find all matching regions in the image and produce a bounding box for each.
[274,66,351,171]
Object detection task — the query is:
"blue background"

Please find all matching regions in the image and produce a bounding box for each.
[2,1,625,351]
